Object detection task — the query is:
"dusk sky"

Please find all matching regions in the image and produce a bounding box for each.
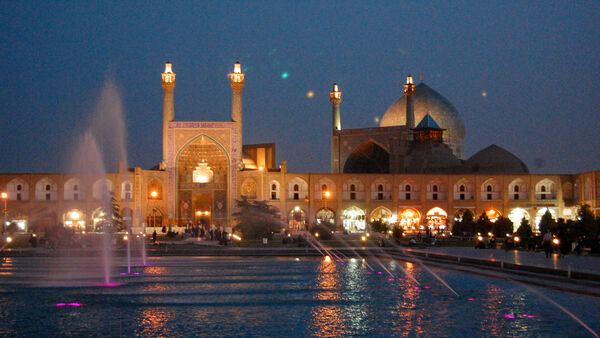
[1,1,598,174]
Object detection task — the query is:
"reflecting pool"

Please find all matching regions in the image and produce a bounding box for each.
[0,256,598,337]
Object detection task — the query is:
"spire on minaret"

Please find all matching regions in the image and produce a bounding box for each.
[404,75,416,129]
[229,61,245,170]
[161,61,176,169]
[420,72,423,82]
[329,83,342,131]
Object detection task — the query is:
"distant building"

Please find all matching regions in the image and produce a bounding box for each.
[1,63,598,234]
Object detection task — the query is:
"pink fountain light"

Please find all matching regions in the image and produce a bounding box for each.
[56,303,66,307]
[68,303,82,307]
[505,314,515,319]
[468,298,475,301]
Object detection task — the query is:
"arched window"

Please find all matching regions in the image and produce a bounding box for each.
[36,178,57,201]
[433,185,438,192]
[288,178,308,201]
[486,185,492,192]
[459,185,465,192]
[7,179,28,201]
[509,179,527,201]
[350,184,356,200]
[535,179,556,200]
[269,181,280,200]
[400,182,417,201]
[377,184,384,200]
[121,181,132,201]
[64,178,82,201]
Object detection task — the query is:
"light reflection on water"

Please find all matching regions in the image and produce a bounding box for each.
[0,256,597,336]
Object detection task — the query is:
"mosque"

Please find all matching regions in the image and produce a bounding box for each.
[0,62,598,235]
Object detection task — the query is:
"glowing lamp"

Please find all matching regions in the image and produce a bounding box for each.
[150,191,158,198]
[487,232,493,237]
[361,236,366,241]
[69,211,81,220]
[258,166,264,171]
[229,62,245,84]
[0,192,7,199]
[314,232,319,238]
[514,236,520,242]
[324,191,331,198]
[123,235,128,241]
[6,237,12,243]
[204,211,210,216]
[164,62,173,74]
[162,62,175,83]
[330,83,341,100]
[324,256,331,262]
[553,238,559,245]
[294,206,300,212]
[477,236,483,241]
[193,161,214,183]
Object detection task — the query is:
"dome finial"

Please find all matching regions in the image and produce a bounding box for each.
[420,72,423,82]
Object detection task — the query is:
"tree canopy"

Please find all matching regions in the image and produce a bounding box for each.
[232,197,284,239]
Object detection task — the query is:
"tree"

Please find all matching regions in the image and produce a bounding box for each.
[474,212,493,234]
[538,209,556,234]
[516,217,533,239]
[575,205,598,237]
[492,217,514,237]
[451,210,475,236]
[232,197,284,239]
[370,219,389,233]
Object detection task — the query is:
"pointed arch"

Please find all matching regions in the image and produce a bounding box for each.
[343,140,390,173]
[64,177,82,201]
[35,177,57,201]
[453,177,473,201]
[316,177,336,200]
[371,178,392,201]
[480,178,500,200]
[92,178,114,201]
[343,177,365,201]
[7,178,29,201]
[508,178,528,200]
[269,180,280,200]
[399,179,419,200]
[535,178,556,200]
[287,177,308,200]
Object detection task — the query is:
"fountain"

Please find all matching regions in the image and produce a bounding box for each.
[68,76,130,285]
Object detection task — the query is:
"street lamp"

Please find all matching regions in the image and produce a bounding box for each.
[1,192,7,234]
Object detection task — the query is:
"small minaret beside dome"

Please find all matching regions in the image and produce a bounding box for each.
[380,82,466,159]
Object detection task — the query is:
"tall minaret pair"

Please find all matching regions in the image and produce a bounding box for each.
[160,61,245,170]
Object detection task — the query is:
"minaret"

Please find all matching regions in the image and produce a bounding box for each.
[161,61,175,169]
[404,75,415,129]
[330,83,342,131]
[228,61,245,169]
[330,83,342,173]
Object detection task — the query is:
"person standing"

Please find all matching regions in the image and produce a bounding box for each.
[543,230,553,258]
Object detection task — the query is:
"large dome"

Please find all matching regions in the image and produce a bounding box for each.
[379,82,466,159]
